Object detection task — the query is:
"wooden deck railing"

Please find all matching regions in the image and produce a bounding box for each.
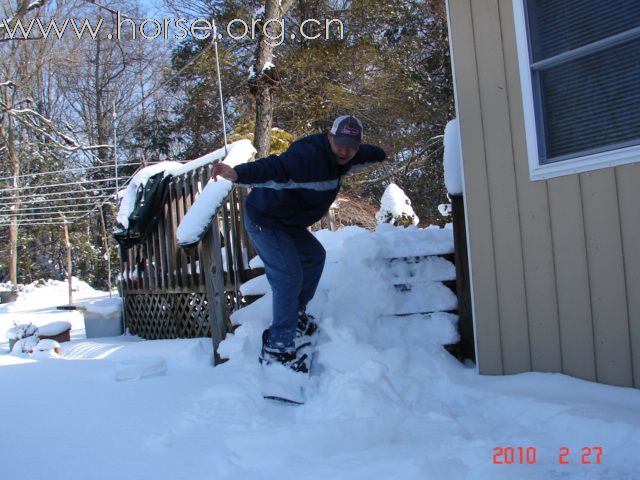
[119,160,257,363]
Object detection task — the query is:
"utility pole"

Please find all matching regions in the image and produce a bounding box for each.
[98,205,112,297]
[60,213,73,305]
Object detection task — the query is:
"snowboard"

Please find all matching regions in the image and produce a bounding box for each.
[261,330,318,405]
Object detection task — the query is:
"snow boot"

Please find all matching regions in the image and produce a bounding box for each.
[260,330,309,404]
[296,310,319,338]
[295,311,320,353]
[259,329,310,373]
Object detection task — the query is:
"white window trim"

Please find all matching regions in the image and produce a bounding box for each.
[513,0,640,181]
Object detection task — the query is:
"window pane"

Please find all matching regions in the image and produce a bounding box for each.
[527,0,640,61]
[538,37,640,162]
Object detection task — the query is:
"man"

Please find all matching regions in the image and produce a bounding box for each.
[211,115,386,371]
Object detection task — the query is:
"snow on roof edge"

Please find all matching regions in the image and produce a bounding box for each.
[443,118,463,195]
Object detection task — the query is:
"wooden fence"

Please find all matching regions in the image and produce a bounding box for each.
[119,161,257,361]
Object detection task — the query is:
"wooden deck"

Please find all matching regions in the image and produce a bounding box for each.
[119,160,257,363]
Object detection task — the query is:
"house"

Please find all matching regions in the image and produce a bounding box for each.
[446,0,639,388]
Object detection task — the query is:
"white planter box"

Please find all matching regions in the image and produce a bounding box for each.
[83,311,123,338]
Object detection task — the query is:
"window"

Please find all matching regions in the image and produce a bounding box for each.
[513,0,640,180]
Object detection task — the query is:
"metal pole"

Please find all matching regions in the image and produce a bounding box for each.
[212,19,228,155]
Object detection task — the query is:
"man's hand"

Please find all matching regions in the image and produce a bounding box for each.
[211,163,238,182]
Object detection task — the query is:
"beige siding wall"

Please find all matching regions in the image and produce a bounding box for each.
[447,0,640,388]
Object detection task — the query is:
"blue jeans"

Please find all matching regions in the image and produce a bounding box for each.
[244,212,326,350]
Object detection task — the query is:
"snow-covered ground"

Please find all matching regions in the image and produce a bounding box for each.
[1,226,638,480]
[0,278,122,342]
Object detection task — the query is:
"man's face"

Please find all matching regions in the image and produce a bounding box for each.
[328,134,359,165]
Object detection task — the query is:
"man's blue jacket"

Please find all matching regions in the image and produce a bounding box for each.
[233,133,386,230]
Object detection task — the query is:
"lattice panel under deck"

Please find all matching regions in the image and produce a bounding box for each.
[124,292,211,339]
[173,292,210,338]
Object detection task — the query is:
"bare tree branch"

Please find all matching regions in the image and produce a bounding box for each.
[2,0,48,24]
[1,99,111,152]
[81,0,137,21]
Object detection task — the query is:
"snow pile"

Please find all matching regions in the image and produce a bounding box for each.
[443,118,463,195]
[177,139,256,247]
[375,183,420,226]
[224,223,459,396]
[373,222,453,257]
[239,224,454,299]
[116,161,183,229]
[35,338,61,353]
[2,277,98,297]
[239,274,270,296]
[11,335,39,353]
[1,278,111,311]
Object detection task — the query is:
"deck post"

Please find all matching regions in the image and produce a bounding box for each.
[451,193,474,362]
[201,217,228,365]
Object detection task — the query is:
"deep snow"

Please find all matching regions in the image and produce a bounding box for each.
[1,226,638,480]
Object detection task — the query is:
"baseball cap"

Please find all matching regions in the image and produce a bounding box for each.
[330,115,363,149]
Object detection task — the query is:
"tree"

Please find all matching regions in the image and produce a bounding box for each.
[249,0,296,158]
[0,0,170,288]
[270,0,453,224]
[1,0,79,286]
[0,81,20,285]
[163,0,454,224]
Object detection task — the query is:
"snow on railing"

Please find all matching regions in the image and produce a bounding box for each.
[116,140,255,232]
[176,139,256,247]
